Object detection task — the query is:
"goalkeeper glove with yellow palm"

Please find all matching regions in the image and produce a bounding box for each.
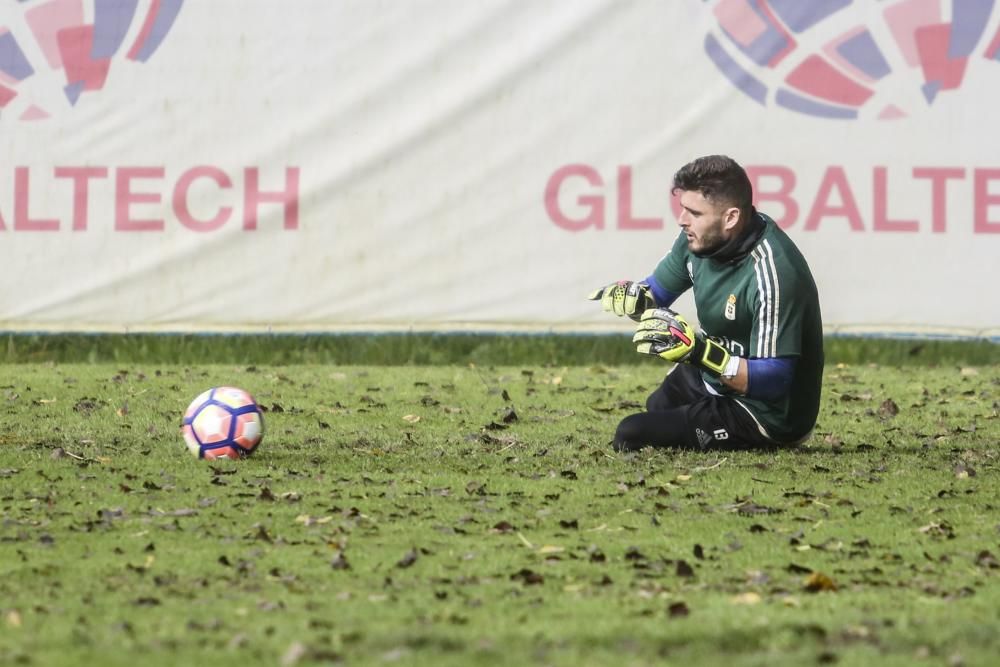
[587,281,655,321]
[632,308,733,377]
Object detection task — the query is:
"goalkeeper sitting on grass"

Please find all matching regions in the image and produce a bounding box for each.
[590,155,824,452]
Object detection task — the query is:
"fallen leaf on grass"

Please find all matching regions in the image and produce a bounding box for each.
[975,550,999,569]
[731,592,762,605]
[726,498,783,516]
[877,399,899,419]
[281,641,308,667]
[624,546,647,561]
[330,552,350,570]
[510,569,544,585]
[381,648,410,663]
[841,624,874,641]
[588,546,606,562]
[51,448,88,461]
[675,560,695,578]
[918,521,956,539]
[397,549,419,568]
[667,601,689,617]
[953,463,976,478]
[402,414,421,423]
[804,571,837,592]
[73,398,101,414]
[295,514,333,526]
[491,521,515,533]
[590,400,642,412]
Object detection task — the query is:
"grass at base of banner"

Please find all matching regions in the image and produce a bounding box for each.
[3,332,998,366]
[0,361,998,666]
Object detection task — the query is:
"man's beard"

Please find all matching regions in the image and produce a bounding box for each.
[692,210,765,263]
[689,230,727,257]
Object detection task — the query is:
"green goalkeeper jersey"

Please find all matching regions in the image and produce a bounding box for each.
[652,212,823,442]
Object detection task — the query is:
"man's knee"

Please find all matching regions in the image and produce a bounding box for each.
[645,389,668,412]
[614,410,692,452]
[613,414,646,452]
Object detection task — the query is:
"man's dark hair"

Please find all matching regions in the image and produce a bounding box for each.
[672,155,753,222]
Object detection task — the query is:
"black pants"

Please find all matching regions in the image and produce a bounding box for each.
[613,364,777,452]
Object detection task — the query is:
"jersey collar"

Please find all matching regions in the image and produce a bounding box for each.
[704,208,766,265]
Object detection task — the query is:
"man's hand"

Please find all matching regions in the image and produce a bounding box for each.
[632,309,732,376]
[587,281,655,321]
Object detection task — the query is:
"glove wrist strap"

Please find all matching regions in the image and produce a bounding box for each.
[696,337,730,377]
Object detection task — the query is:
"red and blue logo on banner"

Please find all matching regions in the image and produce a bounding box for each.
[705,0,1000,120]
[0,0,183,121]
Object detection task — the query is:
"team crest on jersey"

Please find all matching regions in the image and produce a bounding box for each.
[725,294,737,321]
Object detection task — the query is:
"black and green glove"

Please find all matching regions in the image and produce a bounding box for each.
[632,308,731,377]
[587,281,655,321]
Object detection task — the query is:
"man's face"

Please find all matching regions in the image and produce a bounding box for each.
[676,190,739,256]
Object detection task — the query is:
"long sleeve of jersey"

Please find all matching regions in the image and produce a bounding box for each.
[643,274,680,309]
[746,357,796,400]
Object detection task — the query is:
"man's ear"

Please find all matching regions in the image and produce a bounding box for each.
[723,207,741,230]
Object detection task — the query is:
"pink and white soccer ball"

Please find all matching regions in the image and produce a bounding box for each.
[181,386,264,460]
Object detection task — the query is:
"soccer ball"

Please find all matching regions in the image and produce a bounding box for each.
[181,387,264,460]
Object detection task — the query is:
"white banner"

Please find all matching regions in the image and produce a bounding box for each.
[1,0,998,338]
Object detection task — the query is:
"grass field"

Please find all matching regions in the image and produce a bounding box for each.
[1,341,998,666]
[4,332,999,366]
